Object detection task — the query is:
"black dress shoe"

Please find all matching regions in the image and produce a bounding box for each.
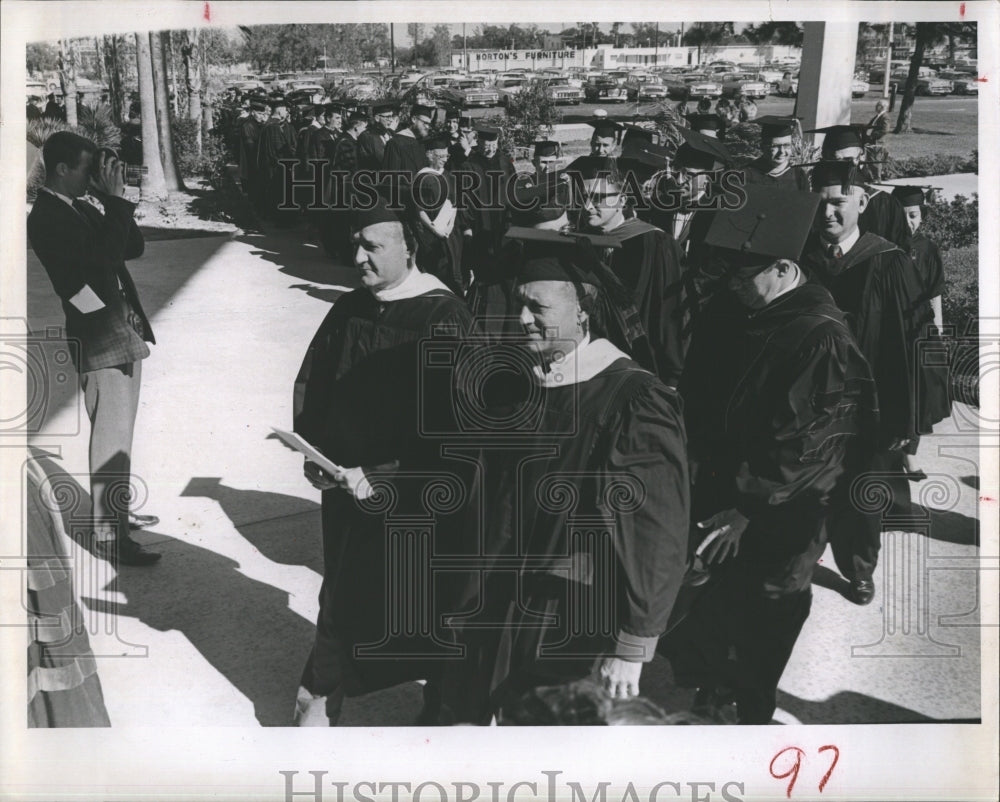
[128,512,160,530]
[94,538,162,566]
[849,579,876,606]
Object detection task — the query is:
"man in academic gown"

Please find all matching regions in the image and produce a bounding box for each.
[382,103,433,174]
[320,110,368,262]
[446,115,477,172]
[571,156,688,388]
[444,234,689,722]
[238,100,268,199]
[807,124,911,250]
[256,99,297,224]
[356,101,398,170]
[742,116,810,190]
[799,161,932,606]
[663,185,879,724]
[463,126,516,279]
[292,196,474,726]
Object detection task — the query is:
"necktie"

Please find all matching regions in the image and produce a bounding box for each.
[828,244,844,259]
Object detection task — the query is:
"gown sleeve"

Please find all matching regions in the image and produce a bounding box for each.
[602,381,690,661]
[733,328,875,524]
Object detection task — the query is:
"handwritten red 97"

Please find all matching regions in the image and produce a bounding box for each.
[769,744,840,798]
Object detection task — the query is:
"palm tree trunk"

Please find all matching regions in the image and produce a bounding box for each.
[59,39,78,127]
[181,29,203,156]
[135,33,168,201]
[150,31,183,190]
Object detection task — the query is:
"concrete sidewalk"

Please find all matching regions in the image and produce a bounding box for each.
[26,221,987,726]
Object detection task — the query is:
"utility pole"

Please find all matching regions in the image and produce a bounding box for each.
[883,21,894,98]
[463,23,467,71]
[655,22,659,65]
[390,23,396,72]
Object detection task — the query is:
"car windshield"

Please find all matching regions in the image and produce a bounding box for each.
[500,80,523,88]
[459,81,485,88]
[544,78,569,86]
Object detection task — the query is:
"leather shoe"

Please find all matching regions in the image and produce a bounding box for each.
[94,538,162,566]
[849,579,876,606]
[128,512,160,530]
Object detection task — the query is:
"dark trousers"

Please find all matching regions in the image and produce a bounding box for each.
[80,361,142,543]
[826,448,908,583]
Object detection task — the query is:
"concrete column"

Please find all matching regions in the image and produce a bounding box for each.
[797,21,860,150]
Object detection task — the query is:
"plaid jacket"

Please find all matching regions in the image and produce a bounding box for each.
[28,190,153,373]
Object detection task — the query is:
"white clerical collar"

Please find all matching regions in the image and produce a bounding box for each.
[532,336,630,388]
[371,267,452,302]
[40,186,75,207]
[768,162,790,177]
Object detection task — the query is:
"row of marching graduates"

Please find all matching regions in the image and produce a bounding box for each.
[282,104,953,725]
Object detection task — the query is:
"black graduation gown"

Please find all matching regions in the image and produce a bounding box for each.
[257,119,297,221]
[800,232,927,446]
[464,151,516,270]
[357,127,389,170]
[237,117,261,186]
[908,232,951,431]
[447,355,689,718]
[742,158,811,191]
[293,286,474,696]
[598,218,687,387]
[860,189,912,250]
[663,282,879,724]
[464,239,524,343]
[318,133,362,260]
[408,169,466,294]
[382,130,430,175]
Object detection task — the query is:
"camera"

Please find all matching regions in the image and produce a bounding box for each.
[93,147,147,188]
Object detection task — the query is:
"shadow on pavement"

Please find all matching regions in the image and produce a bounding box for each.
[235,226,358,297]
[30,452,317,726]
[776,689,980,724]
[180,476,322,573]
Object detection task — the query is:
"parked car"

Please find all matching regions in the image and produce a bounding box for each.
[495,77,528,105]
[777,71,799,97]
[438,77,499,108]
[721,72,770,99]
[852,76,870,98]
[625,74,669,101]
[584,76,628,102]
[938,70,979,94]
[682,73,723,99]
[536,76,584,105]
[916,74,953,95]
[605,69,632,86]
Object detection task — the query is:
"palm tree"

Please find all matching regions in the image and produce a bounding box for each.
[150,31,183,190]
[180,29,203,156]
[58,39,78,127]
[894,22,936,134]
[135,32,168,201]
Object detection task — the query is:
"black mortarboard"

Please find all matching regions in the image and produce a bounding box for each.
[268,98,288,110]
[423,134,451,151]
[620,123,655,143]
[346,110,369,125]
[564,155,619,181]
[533,141,561,159]
[809,160,866,192]
[475,125,500,141]
[628,142,671,171]
[445,108,460,121]
[674,127,731,170]
[324,102,344,116]
[587,119,624,139]
[891,185,926,207]
[311,104,326,117]
[410,104,435,120]
[509,173,570,225]
[685,113,721,132]
[249,100,268,112]
[458,114,475,130]
[704,185,821,266]
[806,124,865,153]
[755,115,799,139]
[372,101,399,116]
[350,191,402,231]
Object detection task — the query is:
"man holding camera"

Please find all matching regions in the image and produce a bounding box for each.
[28,131,160,566]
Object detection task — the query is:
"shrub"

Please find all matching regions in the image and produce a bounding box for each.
[76,103,121,150]
[498,82,562,152]
[882,150,978,179]
[921,194,978,250]
[941,244,978,337]
[171,116,227,180]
